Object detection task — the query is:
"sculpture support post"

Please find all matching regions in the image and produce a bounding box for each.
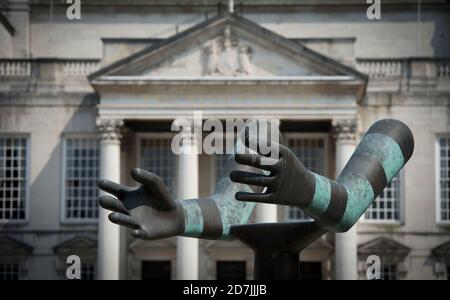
[97,118,124,280]
[333,119,358,280]
[176,120,199,280]
[231,222,327,280]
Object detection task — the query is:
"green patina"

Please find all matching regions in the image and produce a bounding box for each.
[214,178,255,238]
[333,171,375,232]
[181,199,204,237]
[355,133,405,182]
[306,173,331,219]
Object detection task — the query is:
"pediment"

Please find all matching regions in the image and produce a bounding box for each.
[432,240,450,257]
[53,236,96,254]
[90,12,366,82]
[0,235,33,256]
[129,237,177,249]
[139,26,324,78]
[358,237,410,258]
[203,239,249,250]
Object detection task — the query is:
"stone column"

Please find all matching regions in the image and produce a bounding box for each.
[332,118,358,280]
[97,118,124,280]
[254,119,280,223]
[175,120,199,280]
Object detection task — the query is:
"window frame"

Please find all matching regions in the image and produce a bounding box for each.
[380,263,398,281]
[0,133,30,225]
[81,262,96,280]
[0,262,21,280]
[361,170,405,225]
[136,132,176,193]
[436,134,450,225]
[282,133,330,223]
[60,133,100,224]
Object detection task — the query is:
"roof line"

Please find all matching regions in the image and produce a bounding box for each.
[229,13,367,80]
[97,75,357,81]
[0,11,15,36]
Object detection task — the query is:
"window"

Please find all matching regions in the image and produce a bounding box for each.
[142,261,171,280]
[63,137,100,222]
[0,136,28,221]
[81,263,96,280]
[0,263,19,280]
[216,261,246,280]
[381,264,397,280]
[140,137,175,194]
[285,135,328,221]
[437,136,450,223]
[364,173,402,222]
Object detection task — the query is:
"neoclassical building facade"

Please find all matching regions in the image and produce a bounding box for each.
[0,0,449,280]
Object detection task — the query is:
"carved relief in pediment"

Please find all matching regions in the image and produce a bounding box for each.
[204,26,253,77]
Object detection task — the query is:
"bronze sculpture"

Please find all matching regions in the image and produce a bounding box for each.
[231,119,414,232]
[98,119,414,279]
[98,156,260,240]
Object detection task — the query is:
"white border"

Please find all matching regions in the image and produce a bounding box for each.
[60,133,100,225]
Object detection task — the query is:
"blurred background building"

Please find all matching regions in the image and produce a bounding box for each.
[0,0,449,280]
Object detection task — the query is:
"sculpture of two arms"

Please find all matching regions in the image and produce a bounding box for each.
[98,119,414,240]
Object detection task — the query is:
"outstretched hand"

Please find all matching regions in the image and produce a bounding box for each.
[230,141,316,208]
[98,168,184,240]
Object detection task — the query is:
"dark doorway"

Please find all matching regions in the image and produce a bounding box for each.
[299,262,322,280]
[216,261,246,280]
[141,261,171,280]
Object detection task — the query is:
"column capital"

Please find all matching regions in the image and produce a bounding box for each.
[96,118,124,142]
[173,118,202,132]
[268,118,280,127]
[332,118,357,143]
